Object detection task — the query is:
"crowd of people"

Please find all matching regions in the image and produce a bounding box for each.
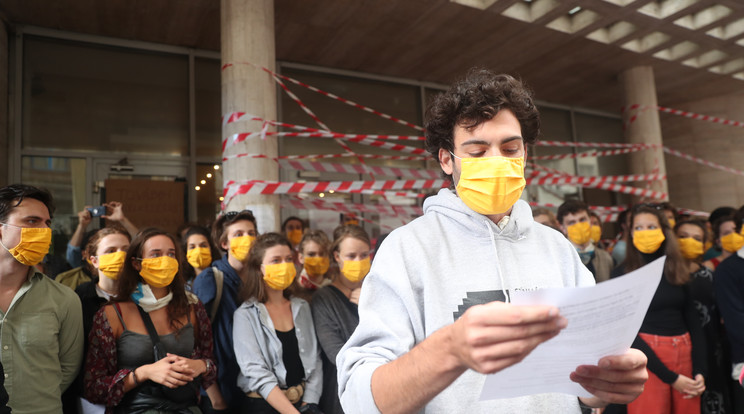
[1,68,744,414]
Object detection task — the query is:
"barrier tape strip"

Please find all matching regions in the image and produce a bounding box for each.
[526,173,665,186]
[224,131,426,155]
[278,159,440,179]
[625,104,744,129]
[531,146,649,161]
[222,153,429,162]
[662,147,744,177]
[223,179,445,204]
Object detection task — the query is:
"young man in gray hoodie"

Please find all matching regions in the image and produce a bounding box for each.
[336,69,648,413]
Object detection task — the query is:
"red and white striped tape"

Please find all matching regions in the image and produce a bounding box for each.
[531,146,652,161]
[224,130,426,155]
[625,104,744,129]
[526,173,665,186]
[279,159,440,179]
[224,178,447,200]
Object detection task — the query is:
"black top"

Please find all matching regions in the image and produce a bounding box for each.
[276,328,305,388]
[612,252,707,384]
[0,361,9,414]
[62,279,109,413]
[714,253,744,364]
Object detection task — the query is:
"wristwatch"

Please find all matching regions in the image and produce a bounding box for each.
[204,359,213,374]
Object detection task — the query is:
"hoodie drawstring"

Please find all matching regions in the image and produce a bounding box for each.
[486,219,511,303]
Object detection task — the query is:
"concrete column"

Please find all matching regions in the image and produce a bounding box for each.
[620,66,669,201]
[221,0,279,232]
[0,20,8,187]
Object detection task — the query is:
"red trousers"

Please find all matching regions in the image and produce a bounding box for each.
[627,332,700,414]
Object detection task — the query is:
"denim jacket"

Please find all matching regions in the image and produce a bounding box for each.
[233,297,322,404]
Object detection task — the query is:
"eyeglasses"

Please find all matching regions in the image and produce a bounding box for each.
[223,209,254,221]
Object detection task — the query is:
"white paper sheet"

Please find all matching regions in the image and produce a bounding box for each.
[479,256,665,400]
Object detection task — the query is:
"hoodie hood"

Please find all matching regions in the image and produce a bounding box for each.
[423,188,533,242]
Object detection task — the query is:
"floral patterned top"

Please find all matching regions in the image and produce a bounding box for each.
[83,300,217,412]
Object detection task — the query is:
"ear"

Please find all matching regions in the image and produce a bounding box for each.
[90,255,100,269]
[439,148,454,176]
[334,251,341,265]
[131,258,141,272]
[298,253,305,264]
[221,238,230,252]
[560,224,568,236]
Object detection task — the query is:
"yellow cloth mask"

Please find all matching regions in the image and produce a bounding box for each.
[229,235,256,262]
[139,256,179,288]
[263,262,297,291]
[590,225,602,243]
[633,229,666,254]
[287,229,303,246]
[0,224,51,266]
[97,251,126,279]
[452,153,526,215]
[304,256,330,277]
[678,237,704,260]
[566,222,592,246]
[341,257,371,283]
[721,232,744,253]
[187,247,212,270]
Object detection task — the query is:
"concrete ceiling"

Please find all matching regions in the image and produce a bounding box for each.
[3,0,744,112]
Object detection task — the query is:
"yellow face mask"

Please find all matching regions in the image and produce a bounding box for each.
[304,256,330,277]
[229,235,256,262]
[590,225,602,243]
[341,257,371,283]
[633,229,666,254]
[0,224,52,266]
[97,251,126,279]
[566,222,592,246]
[187,247,212,270]
[263,262,297,291]
[139,256,179,288]
[721,232,744,253]
[287,229,303,246]
[678,237,704,260]
[452,153,526,216]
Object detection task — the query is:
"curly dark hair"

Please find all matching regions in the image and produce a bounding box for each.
[424,68,540,180]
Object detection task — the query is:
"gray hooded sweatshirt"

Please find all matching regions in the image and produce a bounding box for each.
[337,188,594,413]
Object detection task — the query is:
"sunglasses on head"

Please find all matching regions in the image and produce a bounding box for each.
[222,209,254,221]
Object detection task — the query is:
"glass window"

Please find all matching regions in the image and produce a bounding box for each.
[195,58,222,159]
[196,163,223,226]
[279,68,425,170]
[574,113,630,206]
[22,36,189,155]
[21,156,86,258]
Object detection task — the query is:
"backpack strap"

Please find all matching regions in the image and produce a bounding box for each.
[210,267,224,323]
